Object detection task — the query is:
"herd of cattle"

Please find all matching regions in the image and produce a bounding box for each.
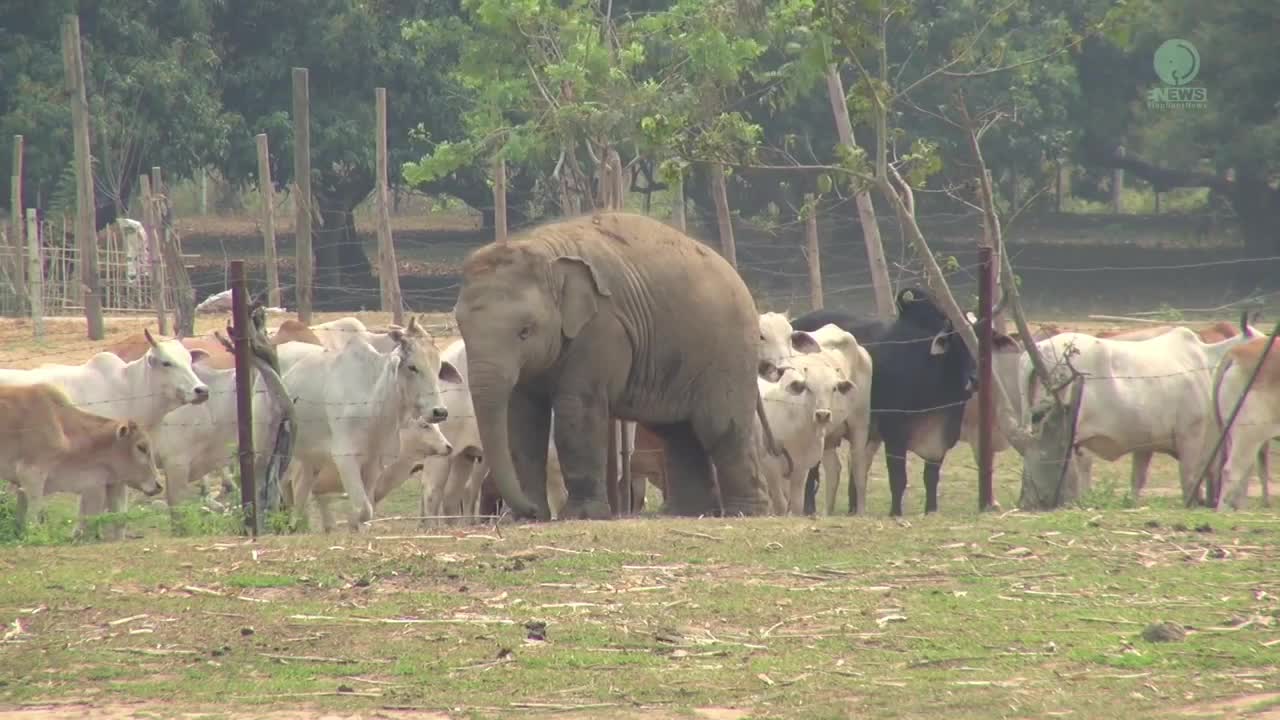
[1,277,1277,539]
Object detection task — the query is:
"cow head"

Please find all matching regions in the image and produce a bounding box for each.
[143,329,211,406]
[759,311,821,381]
[389,315,463,424]
[895,287,979,396]
[775,356,855,429]
[112,420,163,496]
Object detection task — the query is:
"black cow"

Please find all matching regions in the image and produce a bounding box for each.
[790,287,978,516]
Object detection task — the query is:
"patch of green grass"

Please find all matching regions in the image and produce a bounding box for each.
[224,573,298,589]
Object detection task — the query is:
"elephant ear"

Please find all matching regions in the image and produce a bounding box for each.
[554,255,611,339]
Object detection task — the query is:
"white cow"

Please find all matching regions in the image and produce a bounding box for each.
[264,317,460,531]
[305,317,400,353]
[1212,336,1277,510]
[1021,327,1254,506]
[419,339,485,524]
[789,325,874,515]
[154,360,257,512]
[1,384,162,539]
[0,329,209,430]
[756,350,856,515]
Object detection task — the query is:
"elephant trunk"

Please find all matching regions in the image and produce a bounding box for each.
[468,362,541,519]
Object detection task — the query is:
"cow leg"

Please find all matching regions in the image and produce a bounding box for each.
[164,461,193,522]
[101,482,127,541]
[290,462,319,531]
[13,470,47,534]
[330,453,374,532]
[822,448,840,515]
[417,456,450,528]
[885,440,909,517]
[923,460,942,514]
[1129,450,1154,501]
[1258,445,1271,508]
[848,431,874,517]
[315,494,338,532]
[802,465,820,515]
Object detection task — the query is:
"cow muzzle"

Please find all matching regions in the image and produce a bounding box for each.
[189,385,211,405]
[814,409,832,425]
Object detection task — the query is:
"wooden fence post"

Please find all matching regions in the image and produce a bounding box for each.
[493,156,508,244]
[374,87,404,324]
[977,246,996,511]
[708,163,737,268]
[804,194,823,310]
[26,209,41,338]
[292,67,313,323]
[231,260,259,536]
[9,134,26,304]
[140,172,170,335]
[62,15,104,340]
[255,134,280,308]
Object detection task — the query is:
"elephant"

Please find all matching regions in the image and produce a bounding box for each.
[455,211,775,520]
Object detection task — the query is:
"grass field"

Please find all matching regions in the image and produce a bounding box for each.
[1,313,1279,719]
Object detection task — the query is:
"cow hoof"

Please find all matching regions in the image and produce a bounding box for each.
[557,498,612,520]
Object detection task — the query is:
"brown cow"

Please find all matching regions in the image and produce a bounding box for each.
[106,333,235,370]
[269,318,325,347]
[1097,320,1243,343]
[0,383,162,537]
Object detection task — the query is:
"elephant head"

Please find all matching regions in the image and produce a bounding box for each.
[455,243,611,519]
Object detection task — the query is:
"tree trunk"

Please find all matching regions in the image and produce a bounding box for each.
[314,200,373,290]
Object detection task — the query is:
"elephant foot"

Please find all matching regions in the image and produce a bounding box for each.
[720,495,769,517]
[557,497,613,520]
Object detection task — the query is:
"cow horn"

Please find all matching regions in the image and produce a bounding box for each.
[144,328,159,348]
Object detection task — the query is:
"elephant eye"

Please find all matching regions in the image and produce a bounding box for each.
[518,325,533,340]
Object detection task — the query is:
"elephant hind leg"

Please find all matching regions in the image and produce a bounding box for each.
[651,422,718,516]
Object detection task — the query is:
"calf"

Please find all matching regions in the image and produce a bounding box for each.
[1022,325,1253,506]
[756,351,856,514]
[0,384,161,536]
[791,288,977,516]
[1213,336,1278,510]
[419,339,488,526]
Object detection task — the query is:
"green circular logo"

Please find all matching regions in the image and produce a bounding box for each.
[1154,39,1200,86]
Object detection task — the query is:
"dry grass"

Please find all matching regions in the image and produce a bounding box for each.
[0,312,1277,718]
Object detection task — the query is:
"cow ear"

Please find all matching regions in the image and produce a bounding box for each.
[439,360,463,384]
[188,348,211,364]
[930,330,950,356]
[555,256,610,339]
[790,331,821,354]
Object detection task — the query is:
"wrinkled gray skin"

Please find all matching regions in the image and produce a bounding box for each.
[456,212,770,520]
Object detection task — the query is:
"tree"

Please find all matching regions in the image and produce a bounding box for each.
[0,0,230,225]
[403,0,768,233]
[1073,0,1280,255]
[212,0,464,286]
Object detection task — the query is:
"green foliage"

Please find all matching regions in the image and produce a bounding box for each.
[0,0,231,211]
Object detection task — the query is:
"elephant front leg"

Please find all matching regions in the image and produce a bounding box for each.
[510,389,552,520]
[552,392,611,520]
